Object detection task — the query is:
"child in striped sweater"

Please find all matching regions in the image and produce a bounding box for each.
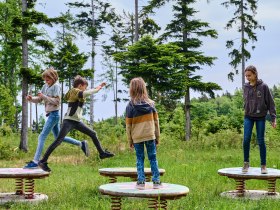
[126,77,161,189]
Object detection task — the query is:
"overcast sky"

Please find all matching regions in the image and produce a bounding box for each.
[35,0,280,121]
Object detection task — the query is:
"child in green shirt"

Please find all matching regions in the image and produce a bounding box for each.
[39,75,114,172]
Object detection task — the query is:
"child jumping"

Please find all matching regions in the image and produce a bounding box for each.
[24,68,89,169]
[39,75,114,172]
[125,77,161,189]
[242,65,276,174]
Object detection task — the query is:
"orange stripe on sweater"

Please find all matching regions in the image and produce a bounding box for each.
[126,112,158,124]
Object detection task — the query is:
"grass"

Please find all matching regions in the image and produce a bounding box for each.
[1,131,280,209]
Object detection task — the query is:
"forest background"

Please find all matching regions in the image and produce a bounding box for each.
[0,0,280,159]
[1,1,280,209]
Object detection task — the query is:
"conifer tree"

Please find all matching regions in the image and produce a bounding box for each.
[12,0,67,151]
[222,0,264,86]
[67,0,117,125]
[0,0,22,129]
[144,0,221,140]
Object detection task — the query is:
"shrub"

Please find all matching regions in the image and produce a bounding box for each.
[0,140,12,160]
[0,124,13,136]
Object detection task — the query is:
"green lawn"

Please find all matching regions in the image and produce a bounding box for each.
[1,132,280,210]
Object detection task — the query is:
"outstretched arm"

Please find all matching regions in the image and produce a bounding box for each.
[83,82,106,97]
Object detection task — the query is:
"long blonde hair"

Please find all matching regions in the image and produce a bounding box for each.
[129,77,153,105]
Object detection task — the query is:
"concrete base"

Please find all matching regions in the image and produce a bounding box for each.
[220,190,280,200]
[0,193,48,204]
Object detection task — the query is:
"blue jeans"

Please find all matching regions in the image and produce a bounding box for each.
[134,140,160,182]
[33,111,81,162]
[243,117,266,165]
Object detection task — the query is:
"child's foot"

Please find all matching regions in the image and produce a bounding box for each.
[153,181,162,189]
[261,165,267,174]
[81,140,90,157]
[99,150,115,159]
[23,161,39,169]
[136,181,145,190]
[38,161,51,172]
[242,162,249,173]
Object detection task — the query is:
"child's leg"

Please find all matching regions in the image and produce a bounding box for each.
[134,142,145,182]
[256,119,266,165]
[74,122,104,154]
[243,117,254,163]
[40,120,74,163]
[33,112,59,162]
[145,140,160,182]
[52,120,81,146]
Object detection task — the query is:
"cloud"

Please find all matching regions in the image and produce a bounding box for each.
[257,2,280,21]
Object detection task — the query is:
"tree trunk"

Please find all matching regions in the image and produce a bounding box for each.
[184,88,191,141]
[134,0,139,42]
[60,24,65,125]
[35,103,38,132]
[29,85,32,128]
[241,0,245,87]
[61,80,64,125]
[19,0,28,151]
[90,0,95,126]
[115,60,118,124]
[182,6,191,141]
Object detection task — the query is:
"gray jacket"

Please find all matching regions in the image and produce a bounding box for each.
[243,80,276,122]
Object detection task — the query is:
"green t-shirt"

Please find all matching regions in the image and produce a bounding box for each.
[63,88,85,122]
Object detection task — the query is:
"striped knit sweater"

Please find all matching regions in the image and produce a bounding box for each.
[125,101,160,144]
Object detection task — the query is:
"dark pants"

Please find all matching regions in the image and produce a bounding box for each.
[41,119,104,163]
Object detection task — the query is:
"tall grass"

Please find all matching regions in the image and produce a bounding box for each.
[1,129,280,210]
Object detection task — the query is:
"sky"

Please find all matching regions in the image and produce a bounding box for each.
[34,0,280,122]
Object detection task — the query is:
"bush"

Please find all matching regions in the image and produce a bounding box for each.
[0,124,13,136]
[161,106,185,140]
[0,140,12,160]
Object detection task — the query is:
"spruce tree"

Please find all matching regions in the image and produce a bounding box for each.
[145,0,221,140]
[222,0,264,86]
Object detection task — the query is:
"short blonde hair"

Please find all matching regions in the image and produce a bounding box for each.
[42,67,59,83]
[129,77,153,105]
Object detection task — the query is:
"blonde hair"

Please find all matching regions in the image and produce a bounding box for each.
[129,77,153,105]
[245,65,258,80]
[42,67,59,83]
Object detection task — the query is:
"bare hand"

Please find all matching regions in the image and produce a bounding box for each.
[156,139,159,146]
[26,95,32,101]
[272,121,277,128]
[37,92,43,97]
[96,82,106,90]
[100,82,106,87]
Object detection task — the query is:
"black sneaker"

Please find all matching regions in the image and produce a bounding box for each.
[38,161,51,172]
[99,150,115,159]
[81,140,90,157]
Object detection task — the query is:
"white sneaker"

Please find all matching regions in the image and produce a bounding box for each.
[261,165,267,174]
[242,162,249,173]
[136,181,145,190]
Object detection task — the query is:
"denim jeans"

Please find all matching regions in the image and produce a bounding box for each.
[243,117,266,165]
[40,119,104,163]
[33,111,81,162]
[134,140,160,182]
